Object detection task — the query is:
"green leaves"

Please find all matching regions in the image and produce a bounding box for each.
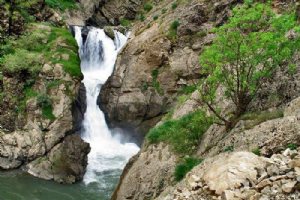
[199,2,300,124]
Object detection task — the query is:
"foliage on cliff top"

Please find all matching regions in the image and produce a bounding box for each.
[199,2,300,128]
[0,23,81,77]
[147,110,214,155]
[45,0,77,11]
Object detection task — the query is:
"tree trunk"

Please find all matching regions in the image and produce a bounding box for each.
[8,0,15,36]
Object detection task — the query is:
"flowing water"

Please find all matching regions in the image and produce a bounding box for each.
[0,27,140,200]
[74,26,140,189]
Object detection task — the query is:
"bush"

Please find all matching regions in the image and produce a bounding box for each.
[162,8,167,14]
[153,15,159,20]
[172,2,178,10]
[252,148,261,156]
[2,49,43,75]
[120,18,131,27]
[139,14,146,22]
[144,3,153,12]
[167,20,180,40]
[174,157,202,181]
[147,110,214,155]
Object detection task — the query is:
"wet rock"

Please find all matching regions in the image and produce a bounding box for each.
[26,135,90,184]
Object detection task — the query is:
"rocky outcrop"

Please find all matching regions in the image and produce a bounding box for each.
[66,0,143,26]
[156,149,300,200]
[0,24,89,183]
[112,143,177,200]
[26,135,90,184]
[100,0,242,136]
[198,96,300,158]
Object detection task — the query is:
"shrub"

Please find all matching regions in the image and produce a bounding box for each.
[174,157,202,181]
[139,14,146,22]
[167,20,180,40]
[252,148,261,156]
[147,110,214,155]
[120,18,131,27]
[162,8,167,14]
[172,2,178,10]
[224,146,234,152]
[153,15,159,20]
[2,49,43,75]
[144,3,153,12]
[287,143,298,150]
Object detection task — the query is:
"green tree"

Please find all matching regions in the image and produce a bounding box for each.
[199,2,300,128]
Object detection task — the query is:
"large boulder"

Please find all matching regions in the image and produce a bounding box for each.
[112,143,177,200]
[26,135,90,184]
[156,150,300,200]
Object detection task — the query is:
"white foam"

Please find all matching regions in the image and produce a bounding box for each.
[74,27,140,185]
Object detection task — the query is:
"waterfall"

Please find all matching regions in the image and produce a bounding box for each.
[74,26,140,186]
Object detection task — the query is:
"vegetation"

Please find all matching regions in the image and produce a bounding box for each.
[144,2,153,12]
[239,109,284,130]
[0,24,81,78]
[0,0,38,37]
[153,15,159,21]
[37,94,56,120]
[120,18,132,27]
[252,147,261,156]
[147,110,214,155]
[45,0,77,11]
[172,2,178,10]
[174,157,202,181]
[199,2,300,129]
[167,20,180,40]
[287,143,298,150]
[151,69,163,94]
[224,145,234,152]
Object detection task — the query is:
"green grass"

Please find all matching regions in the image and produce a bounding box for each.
[151,69,163,94]
[240,109,284,130]
[174,157,202,181]
[37,94,56,120]
[224,145,234,152]
[45,0,77,11]
[179,85,197,95]
[147,110,214,155]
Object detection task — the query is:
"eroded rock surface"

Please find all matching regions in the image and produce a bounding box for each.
[156,149,300,200]
[112,143,177,200]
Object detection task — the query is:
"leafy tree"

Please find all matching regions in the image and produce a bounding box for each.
[199,2,300,128]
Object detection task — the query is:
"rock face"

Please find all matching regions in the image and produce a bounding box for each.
[0,24,89,183]
[198,96,300,158]
[66,0,143,26]
[156,149,300,200]
[26,135,90,184]
[100,0,241,136]
[112,143,177,200]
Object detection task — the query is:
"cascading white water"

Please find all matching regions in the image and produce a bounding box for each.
[74,26,140,187]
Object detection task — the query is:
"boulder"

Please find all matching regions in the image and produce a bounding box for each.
[26,135,90,184]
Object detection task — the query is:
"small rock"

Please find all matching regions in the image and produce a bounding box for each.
[282,181,297,193]
[257,172,268,183]
[256,179,272,190]
[267,165,280,176]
